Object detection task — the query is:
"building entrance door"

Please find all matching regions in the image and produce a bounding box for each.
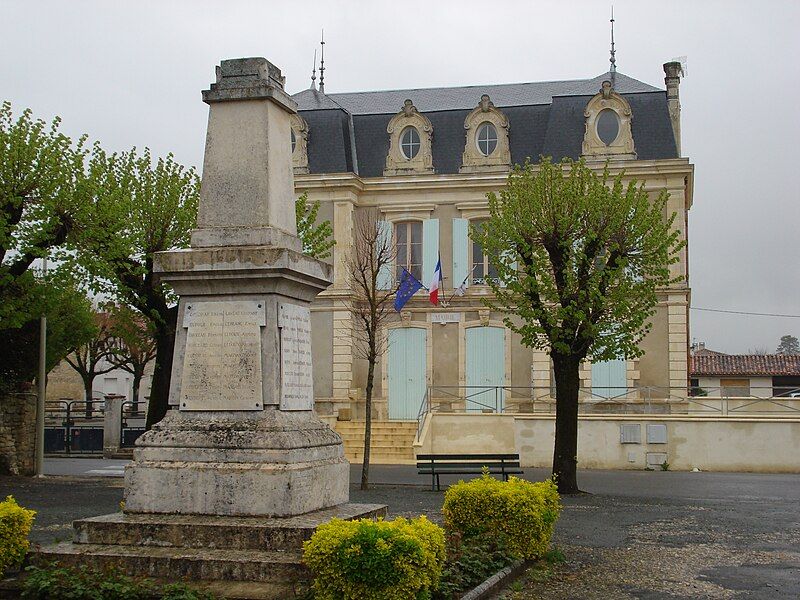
[387,328,427,420]
[466,326,505,412]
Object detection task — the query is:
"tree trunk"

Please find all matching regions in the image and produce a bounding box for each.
[551,353,582,494]
[360,357,375,491]
[83,376,94,419]
[145,306,177,430]
[131,371,142,414]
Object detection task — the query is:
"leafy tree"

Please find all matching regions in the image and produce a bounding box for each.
[474,158,683,493]
[347,209,395,490]
[0,102,91,391]
[75,146,199,429]
[296,192,335,259]
[0,275,96,395]
[65,310,116,416]
[107,305,157,413]
[775,335,799,355]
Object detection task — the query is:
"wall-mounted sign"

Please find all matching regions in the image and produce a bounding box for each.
[430,313,461,324]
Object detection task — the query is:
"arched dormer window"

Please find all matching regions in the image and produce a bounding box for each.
[581,81,636,160]
[460,95,510,173]
[384,100,434,176]
[290,113,309,174]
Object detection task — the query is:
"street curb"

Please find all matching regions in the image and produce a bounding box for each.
[460,559,528,600]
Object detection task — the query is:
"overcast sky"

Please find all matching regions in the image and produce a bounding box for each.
[3,0,799,353]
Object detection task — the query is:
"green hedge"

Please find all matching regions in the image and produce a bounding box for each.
[442,474,561,560]
[0,495,35,574]
[302,516,446,600]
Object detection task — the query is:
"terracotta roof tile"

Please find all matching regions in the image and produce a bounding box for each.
[690,354,800,377]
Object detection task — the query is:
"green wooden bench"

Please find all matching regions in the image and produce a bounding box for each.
[416,453,523,491]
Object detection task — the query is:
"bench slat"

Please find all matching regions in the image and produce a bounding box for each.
[416,462,521,469]
[418,469,524,476]
[416,454,519,460]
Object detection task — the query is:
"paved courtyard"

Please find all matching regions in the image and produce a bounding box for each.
[1,459,798,598]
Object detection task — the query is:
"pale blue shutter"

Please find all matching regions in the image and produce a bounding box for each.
[377,221,393,290]
[592,359,626,399]
[422,218,439,287]
[502,250,517,287]
[452,218,469,289]
[466,327,505,412]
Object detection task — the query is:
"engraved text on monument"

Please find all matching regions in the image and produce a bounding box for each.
[181,300,265,411]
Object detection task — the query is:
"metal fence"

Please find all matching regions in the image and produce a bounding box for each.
[415,384,800,437]
[120,401,147,448]
[44,399,106,454]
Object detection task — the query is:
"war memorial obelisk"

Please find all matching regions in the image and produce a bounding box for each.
[124,56,350,516]
[37,58,384,598]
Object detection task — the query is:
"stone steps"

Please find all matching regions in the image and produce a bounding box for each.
[334,421,418,464]
[35,542,307,583]
[33,503,387,599]
[73,505,386,551]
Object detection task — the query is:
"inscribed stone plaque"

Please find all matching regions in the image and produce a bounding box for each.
[278,302,314,411]
[180,300,265,411]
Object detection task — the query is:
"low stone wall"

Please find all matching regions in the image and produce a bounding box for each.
[414,412,800,473]
[0,392,37,475]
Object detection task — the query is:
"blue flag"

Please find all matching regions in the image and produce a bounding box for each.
[394,268,423,311]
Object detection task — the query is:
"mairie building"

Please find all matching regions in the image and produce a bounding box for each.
[290,63,693,462]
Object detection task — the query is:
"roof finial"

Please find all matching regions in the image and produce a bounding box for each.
[318,29,326,94]
[609,6,617,88]
[310,48,317,90]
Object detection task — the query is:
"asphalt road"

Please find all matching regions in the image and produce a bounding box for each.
[1,459,798,599]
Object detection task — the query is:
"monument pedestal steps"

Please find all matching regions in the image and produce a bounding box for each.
[35,504,386,599]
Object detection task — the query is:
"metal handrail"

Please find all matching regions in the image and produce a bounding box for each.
[416,385,800,417]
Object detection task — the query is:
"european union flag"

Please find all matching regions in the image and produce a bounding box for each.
[394,268,423,312]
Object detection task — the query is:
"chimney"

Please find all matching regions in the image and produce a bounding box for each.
[663,61,682,155]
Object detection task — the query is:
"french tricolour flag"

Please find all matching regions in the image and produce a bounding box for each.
[429,258,442,306]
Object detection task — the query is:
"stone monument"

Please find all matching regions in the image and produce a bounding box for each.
[123,56,348,517]
[36,58,384,599]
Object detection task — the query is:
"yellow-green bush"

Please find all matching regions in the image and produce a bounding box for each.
[0,495,36,574]
[442,474,561,560]
[302,516,446,600]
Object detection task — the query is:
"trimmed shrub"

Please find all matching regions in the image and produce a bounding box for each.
[442,474,561,560]
[0,495,35,574]
[303,516,446,600]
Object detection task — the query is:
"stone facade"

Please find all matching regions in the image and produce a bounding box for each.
[292,64,693,423]
[0,392,37,475]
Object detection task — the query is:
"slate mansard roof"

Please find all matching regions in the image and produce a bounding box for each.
[291,71,678,178]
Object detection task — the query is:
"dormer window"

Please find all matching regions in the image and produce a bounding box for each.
[460,95,510,173]
[289,114,309,174]
[596,109,620,146]
[581,81,636,160]
[476,122,498,156]
[400,127,421,159]
[384,100,434,176]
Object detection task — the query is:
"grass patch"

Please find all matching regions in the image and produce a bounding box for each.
[21,564,217,600]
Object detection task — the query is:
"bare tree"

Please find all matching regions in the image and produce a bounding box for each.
[65,310,116,417]
[747,347,769,356]
[107,306,158,414]
[347,209,395,490]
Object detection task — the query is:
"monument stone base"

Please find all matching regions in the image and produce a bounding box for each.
[35,504,387,600]
[123,409,349,516]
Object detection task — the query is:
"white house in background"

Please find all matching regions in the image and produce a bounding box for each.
[690,346,800,398]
